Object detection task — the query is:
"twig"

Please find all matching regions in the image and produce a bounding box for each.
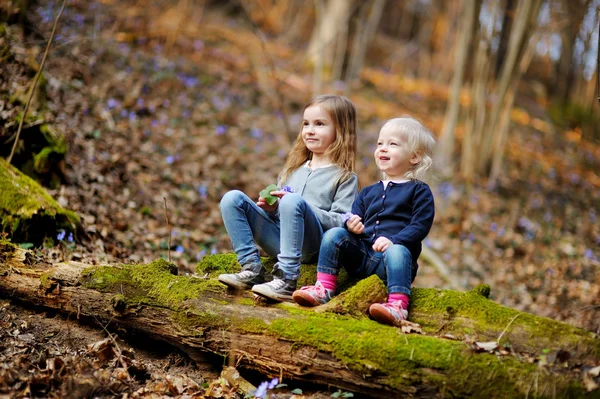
[163,197,171,262]
[497,313,521,344]
[7,0,67,164]
[97,318,133,383]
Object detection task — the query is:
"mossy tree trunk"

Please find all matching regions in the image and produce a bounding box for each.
[0,158,79,245]
[0,247,598,398]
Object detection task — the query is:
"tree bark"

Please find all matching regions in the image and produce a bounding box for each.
[477,0,542,175]
[308,0,353,92]
[437,0,477,176]
[0,248,598,398]
[346,0,385,89]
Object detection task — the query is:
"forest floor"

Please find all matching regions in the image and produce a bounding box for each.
[1,0,599,397]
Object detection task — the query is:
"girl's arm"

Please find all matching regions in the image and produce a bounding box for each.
[389,184,435,246]
[309,174,359,231]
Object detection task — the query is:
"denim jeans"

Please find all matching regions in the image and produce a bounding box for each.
[317,227,417,295]
[220,190,324,280]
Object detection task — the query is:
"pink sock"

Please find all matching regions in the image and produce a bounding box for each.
[317,272,337,291]
[388,293,409,309]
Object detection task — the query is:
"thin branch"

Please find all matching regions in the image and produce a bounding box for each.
[163,197,171,262]
[497,314,521,344]
[8,0,67,164]
[96,318,133,384]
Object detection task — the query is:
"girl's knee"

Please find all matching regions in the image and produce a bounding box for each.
[386,244,410,257]
[278,193,304,210]
[322,227,349,245]
[220,190,245,209]
[385,244,412,266]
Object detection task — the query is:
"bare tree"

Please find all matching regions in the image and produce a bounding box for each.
[554,0,592,102]
[477,0,542,175]
[307,0,353,93]
[346,0,386,89]
[488,32,539,187]
[437,0,479,176]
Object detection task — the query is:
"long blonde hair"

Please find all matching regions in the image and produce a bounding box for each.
[280,95,357,184]
[380,116,436,181]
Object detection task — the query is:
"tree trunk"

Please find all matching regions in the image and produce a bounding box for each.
[495,0,516,78]
[460,0,487,181]
[554,0,591,102]
[437,0,477,176]
[477,0,542,175]
[308,0,352,91]
[0,247,598,398]
[345,0,385,89]
[488,31,538,188]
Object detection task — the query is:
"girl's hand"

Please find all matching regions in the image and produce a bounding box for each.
[257,196,278,212]
[257,190,287,212]
[373,236,392,252]
[346,214,364,234]
[269,190,288,199]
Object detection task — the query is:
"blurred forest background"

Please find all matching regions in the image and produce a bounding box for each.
[1,0,599,333]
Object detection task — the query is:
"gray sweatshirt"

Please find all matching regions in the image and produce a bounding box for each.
[279,164,359,231]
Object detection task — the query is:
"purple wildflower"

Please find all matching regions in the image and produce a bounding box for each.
[281,186,295,193]
[255,381,269,398]
[215,125,227,135]
[341,212,354,224]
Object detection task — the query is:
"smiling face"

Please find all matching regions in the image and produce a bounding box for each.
[374,126,421,180]
[302,105,336,159]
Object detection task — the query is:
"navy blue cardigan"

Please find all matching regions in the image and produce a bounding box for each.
[349,180,435,265]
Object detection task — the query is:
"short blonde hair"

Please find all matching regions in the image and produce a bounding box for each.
[379,116,436,181]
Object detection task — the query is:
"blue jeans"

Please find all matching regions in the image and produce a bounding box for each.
[317,227,417,295]
[220,190,324,280]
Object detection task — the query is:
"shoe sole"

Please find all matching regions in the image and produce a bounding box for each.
[252,285,293,302]
[217,275,253,290]
[292,291,323,307]
[369,306,404,327]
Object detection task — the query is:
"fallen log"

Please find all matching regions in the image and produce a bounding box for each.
[1,241,598,398]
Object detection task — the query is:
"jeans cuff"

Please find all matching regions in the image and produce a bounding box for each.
[388,286,411,295]
[316,266,339,275]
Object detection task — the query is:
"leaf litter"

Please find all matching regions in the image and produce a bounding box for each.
[1,0,599,396]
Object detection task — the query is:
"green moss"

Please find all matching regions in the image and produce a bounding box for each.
[236,317,270,334]
[0,238,17,272]
[82,258,226,309]
[172,309,225,333]
[0,158,78,245]
[196,253,240,276]
[33,130,67,176]
[410,287,600,359]
[473,283,491,298]
[195,253,277,277]
[266,311,585,397]
[319,275,386,317]
[77,257,589,396]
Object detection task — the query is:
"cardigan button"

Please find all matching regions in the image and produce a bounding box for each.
[376,220,380,225]
[382,195,385,199]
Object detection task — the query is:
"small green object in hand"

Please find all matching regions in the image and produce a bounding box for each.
[259,183,279,206]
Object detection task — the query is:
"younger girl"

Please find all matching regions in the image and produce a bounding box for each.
[292,116,435,326]
[218,95,359,302]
